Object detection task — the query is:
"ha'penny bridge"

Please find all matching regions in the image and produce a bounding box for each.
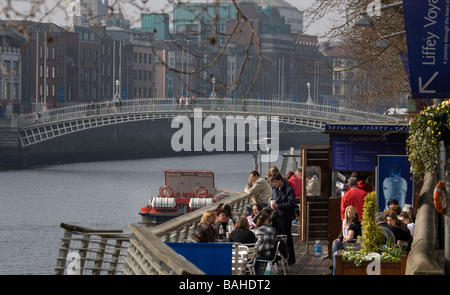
[14,97,395,147]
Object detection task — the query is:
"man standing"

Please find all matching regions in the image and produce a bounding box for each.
[271,173,296,264]
[341,177,367,220]
[244,170,272,208]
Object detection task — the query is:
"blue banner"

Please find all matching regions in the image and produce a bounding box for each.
[166,242,232,275]
[403,0,450,98]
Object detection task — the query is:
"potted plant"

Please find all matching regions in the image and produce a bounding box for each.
[334,192,408,275]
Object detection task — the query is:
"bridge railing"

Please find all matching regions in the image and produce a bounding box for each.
[18,98,399,128]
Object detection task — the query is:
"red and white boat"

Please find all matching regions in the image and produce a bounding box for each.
[139,169,232,224]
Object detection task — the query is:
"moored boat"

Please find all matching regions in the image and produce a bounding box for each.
[139,169,231,224]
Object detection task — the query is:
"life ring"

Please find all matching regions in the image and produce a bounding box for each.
[434,180,447,214]
[194,185,209,198]
[159,185,174,198]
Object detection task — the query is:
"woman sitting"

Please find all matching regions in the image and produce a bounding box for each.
[228,216,257,244]
[192,211,216,243]
[331,206,356,253]
[253,212,278,274]
[247,203,262,229]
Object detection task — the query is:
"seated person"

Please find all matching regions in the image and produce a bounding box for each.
[399,212,415,237]
[331,210,361,275]
[192,211,216,243]
[331,206,356,253]
[247,203,262,229]
[385,209,411,242]
[253,212,278,274]
[376,212,412,248]
[228,216,257,244]
[214,208,230,239]
[245,170,272,212]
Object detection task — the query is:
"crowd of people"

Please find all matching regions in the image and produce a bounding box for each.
[329,173,415,274]
[192,166,302,274]
[192,168,416,275]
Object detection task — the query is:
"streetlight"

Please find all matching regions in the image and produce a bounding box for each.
[114,79,121,102]
[209,76,217,98]
[306,82,313,104]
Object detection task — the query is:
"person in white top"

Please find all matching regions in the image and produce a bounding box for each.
[399,212,415,237]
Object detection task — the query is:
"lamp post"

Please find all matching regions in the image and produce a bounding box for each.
[210,76,217,98]
[114,79,120,101]
[306,82,313,104]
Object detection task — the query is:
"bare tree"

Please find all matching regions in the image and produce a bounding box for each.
[305,0,410,111]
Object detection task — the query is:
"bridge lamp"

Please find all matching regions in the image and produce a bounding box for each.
[115,79,120,100]
[306,82,313,104]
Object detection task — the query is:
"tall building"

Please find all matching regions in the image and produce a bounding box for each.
[173,2,237,47]
[139,13,170,40]
[73,0,130,28]
[0,23,24,115]
[236,0,304,34]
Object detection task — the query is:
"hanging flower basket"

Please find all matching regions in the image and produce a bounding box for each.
[407,99,450,178]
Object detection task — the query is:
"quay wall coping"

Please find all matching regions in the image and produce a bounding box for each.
[405,172,445,275]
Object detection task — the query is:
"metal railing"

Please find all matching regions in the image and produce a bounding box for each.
[55,192,252,275]
[54,223,130,275]
[19,97,399,128]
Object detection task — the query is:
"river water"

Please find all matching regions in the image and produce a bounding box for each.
[0,151,290,275]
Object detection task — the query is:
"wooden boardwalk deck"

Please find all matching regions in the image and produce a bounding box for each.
[286,237,333,275]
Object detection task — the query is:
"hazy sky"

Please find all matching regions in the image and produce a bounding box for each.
[0,0,333,36]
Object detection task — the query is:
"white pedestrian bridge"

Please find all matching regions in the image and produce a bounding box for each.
[17,97,401,147]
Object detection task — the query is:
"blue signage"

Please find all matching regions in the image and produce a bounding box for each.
[403,0,450,98]
[325,124,409,132]
[331,134,406,171]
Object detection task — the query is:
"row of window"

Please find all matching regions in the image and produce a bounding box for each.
[0,82,20,100]
[133,70,152,81]
[133,52,153,64]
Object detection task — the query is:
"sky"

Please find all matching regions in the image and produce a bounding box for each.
[0,0,332,37]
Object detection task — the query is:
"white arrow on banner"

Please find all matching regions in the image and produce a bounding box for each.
[418,71,439,93]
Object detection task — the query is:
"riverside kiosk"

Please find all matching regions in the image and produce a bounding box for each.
[323,123,412,257]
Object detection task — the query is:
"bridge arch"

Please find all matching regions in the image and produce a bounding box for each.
[17,98,398,147]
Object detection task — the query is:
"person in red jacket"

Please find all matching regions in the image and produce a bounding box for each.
[341,177,368,220]
[351,172,373,193]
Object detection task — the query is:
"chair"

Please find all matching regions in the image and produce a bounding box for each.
[276,235,289,273]
[381,226,396,244]
[255,240,287,275]
[232,244,248,275]
[242,243,257,275]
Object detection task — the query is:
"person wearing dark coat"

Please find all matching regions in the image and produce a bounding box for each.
[270,173,296,265]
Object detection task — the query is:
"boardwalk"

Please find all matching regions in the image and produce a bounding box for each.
[288,239,332,275]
